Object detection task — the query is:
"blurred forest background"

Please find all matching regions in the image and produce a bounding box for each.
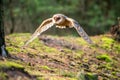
[3,0,120,36]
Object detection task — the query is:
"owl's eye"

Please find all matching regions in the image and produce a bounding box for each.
[56,17,60,20]
[54,16,61,21]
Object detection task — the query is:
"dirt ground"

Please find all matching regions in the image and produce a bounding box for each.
[0,33,120,80]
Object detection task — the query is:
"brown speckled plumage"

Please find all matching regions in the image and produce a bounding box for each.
[24,14,93,46]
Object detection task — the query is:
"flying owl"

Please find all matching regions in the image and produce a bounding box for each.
[24,14,93,46]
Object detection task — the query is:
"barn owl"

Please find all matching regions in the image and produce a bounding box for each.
[24,14,93,46]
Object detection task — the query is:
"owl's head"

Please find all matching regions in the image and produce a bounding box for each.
[52,14,66,24]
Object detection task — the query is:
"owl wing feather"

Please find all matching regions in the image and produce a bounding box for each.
[68,18,93,44]
[24,18,54,46]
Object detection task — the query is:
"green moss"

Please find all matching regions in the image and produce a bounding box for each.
[36,77,45,80]
[101,37,114,50]
[69,78,77,80]
[5,33,31,55]
[40,66,51,71]
[0,61,23,69]
[6,47,20,54]
[74,50,84,58]
[77,71,86,80]
[102,37,114,44]
[105,63,113,70]
[49,77,61,80]
[114,44,120,53]
[77,71,98,80]
[25,69,43,76]
[100,37,120,53]
[60,70,76,78]
[29,40,59,54]
[112,72,116,75]
[6,33,61,55]
[4,33,120,80]
[6,47,14,52]
[76,37,87,45]
[96,54,112,62]
[0,72,7,80]
[6,46,28,54]
[43,46,58,53]
[49,77,77,80]
[85,72,98,80]
[8,33,31,37]
[29,39,41,47]
[6,34,29,47]
[63,48,72,53]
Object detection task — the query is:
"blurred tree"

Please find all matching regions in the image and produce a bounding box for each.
[0,0,8,57]
[9,0,15,33]
[3,0,120,35]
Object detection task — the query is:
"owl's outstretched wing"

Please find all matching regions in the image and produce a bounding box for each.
[71,19,93,44]
[24,18,54,46]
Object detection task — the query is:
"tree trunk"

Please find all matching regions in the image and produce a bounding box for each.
[0,0,8,57]
[9,0,15,33]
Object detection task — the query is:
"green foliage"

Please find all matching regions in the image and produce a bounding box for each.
[4,0,120,35]
[86,3,115,33]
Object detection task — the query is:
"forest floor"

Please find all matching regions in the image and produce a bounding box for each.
[0,33,120,80]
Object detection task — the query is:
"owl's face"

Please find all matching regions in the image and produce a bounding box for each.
[52,14,66,24]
